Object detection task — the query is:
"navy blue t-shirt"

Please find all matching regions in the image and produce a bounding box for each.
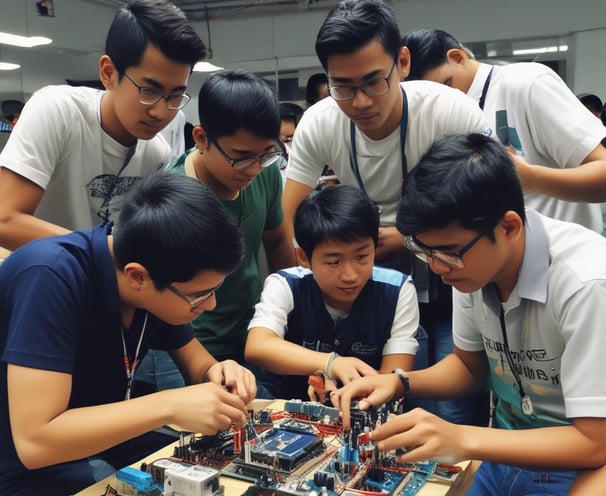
[0,224,193,472]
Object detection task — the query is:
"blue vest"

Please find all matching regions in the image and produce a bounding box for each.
[257,267,407,400]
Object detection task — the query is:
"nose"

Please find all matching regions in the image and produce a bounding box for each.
[350,88,373,109]
[147,97,173,121]
[193,294,217,315]
[339,262,358,282]
[428,256,452,275]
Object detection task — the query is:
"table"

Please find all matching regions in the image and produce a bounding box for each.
[76,400,477,496]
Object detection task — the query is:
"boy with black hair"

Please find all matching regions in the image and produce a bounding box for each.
[245,184,419,401]
[0,172,256,495]
[0,0,206,250]
[401,28,606,233]
[135,69,296,392]
[332,134,606,496]
[282,0,491,426]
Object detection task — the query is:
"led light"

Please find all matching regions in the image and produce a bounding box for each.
[0,32,52,48]
[0,62,20,70]
[513,45,568,56]
[193,61,223,72]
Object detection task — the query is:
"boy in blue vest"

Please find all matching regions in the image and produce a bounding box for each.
[245,184,419,401]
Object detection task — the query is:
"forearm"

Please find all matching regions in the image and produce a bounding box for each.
[0,213,70,251]
[14,392,174,469]
[246,332,331,376]
[524,161,606,202]
[407,353,486,400]
[461,423,606,470]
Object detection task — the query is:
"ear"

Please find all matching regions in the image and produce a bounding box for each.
[295,246,311,269]
[499,210,524,242]
[397,46,411,80]
[445,48,468,66]
[99,55,117,90]
[122,262,150,291]
[192,125,209,151]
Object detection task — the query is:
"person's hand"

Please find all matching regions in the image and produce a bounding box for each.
[376,226,406,261]
[165,382,249,435]
[206,360,257,405]
[330,355,378,385]
[307,376,338,403]
[506,148,538,194]
[370,408,467,465]
[330,374,400,430]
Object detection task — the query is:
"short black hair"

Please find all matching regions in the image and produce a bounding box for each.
[396,134,525,237]
[315,0,401,71]
[295,184,379,260]
[401,28,463,81]
[279,102,304,127]
[198,69,280,140]
[305,73,328,107]
[105,0,206,75]
[113,171,243,289]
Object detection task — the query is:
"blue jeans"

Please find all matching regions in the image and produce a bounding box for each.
[134,349,274,399]
[0,430,178,496]
[468,462,576,495]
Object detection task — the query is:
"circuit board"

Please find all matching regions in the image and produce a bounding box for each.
[131,399,462,496]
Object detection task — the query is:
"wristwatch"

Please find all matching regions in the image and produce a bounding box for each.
[392,368,410,398]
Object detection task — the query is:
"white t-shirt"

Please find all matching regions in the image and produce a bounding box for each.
[287,80,491,227]
[454,209,606,429]
[248,266,419,356]
[0,85,170,230]
[468,62,606,232]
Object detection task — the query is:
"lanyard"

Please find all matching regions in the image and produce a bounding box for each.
[121,312,148,401]
[499,305,534,416]
[478,67,494,111]
[349,87,408,201]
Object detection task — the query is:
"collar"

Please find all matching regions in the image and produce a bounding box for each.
[467,63,494,103]
[91,222,122,318]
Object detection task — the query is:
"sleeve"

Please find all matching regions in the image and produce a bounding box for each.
[452,289,486,352]
[439,86,493,138]
[0,87,74,189]
[262,163,285,231]
[286,106,332,187]
[2,265,81,373]
[247,273,294,338]
[558,279,606,418]
[524,70,606,169]
[382,278,420,356]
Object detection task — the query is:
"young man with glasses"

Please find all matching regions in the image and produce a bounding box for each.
[0,172,257,495]
[282,0,491,426]
[332,134,606,496]
[0,0,205,251]
[136,70,295,393]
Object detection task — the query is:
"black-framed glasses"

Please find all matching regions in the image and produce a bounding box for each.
[123,72,191,110]
[209,136,283,171]
[167,280,224,309]
[328,61,397,101]
[406,232,486,269]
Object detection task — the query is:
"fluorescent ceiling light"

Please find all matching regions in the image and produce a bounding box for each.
[513,45,568,56]
[0,62,20,70]
[0,32,52,48]
[193,61,223,72]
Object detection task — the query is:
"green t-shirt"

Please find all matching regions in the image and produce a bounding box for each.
[168,149,284,361]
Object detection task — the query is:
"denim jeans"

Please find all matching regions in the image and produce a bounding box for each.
[468,461,576,495]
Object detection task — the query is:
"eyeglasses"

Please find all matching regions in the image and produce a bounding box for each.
[123,72,191,110]
[209,136,283,171]
[167,280,224,309]
[406,232,486,269]
[328,62,397,101]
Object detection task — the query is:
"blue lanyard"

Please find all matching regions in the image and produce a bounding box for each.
[349,87,408,199]
[479,67,494,110]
